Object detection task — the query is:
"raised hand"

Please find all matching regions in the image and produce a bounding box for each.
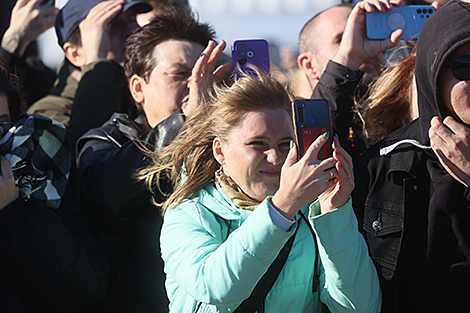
[429,116,470,187]
[2,0,58,57]
[271,133,338,220]
[78,0,124,64]
[318,137,355,213]
[332,0,404,71]
[182,40,232,118]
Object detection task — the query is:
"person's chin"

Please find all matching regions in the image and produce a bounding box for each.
[257,181,280,198]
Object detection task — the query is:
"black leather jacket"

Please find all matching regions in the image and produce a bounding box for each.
[75,110,185,313]
[311,60,367,161]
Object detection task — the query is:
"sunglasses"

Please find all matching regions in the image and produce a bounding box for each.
[443,54,470,81]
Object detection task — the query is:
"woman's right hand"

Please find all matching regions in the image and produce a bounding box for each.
[270,133,337,220]
[0,156,19,210]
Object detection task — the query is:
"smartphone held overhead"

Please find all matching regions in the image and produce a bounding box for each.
[366,5,434,40]
[292,99,333,161]
[231,39,270,80]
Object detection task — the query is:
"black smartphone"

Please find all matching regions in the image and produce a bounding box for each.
[231,39,270,80]
[292,99,333,160]
[366,5,434,40]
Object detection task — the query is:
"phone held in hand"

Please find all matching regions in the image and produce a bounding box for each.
[231,39,270,80]
[366,5,434,40]
[292,99,333,160]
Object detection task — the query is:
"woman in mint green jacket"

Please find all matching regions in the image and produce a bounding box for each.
[140,66,381,313]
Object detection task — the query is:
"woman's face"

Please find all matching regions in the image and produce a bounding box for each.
[0,93,10,123]
[213,108,294,202]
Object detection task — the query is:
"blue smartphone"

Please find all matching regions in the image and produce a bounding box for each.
[231,39,270,80]
[366,5,434,40]
[292,99,333,160]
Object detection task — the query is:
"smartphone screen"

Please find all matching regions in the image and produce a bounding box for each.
[293,99,333,160]
[231,39,270,80]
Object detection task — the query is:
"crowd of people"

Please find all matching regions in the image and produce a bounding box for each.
[1,0,470,312]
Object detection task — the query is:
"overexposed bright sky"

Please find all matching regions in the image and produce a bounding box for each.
[190,0,338,49]
[37,0,339,70]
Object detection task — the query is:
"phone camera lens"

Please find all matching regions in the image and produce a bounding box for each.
[238,55,247,65]
[247,51,254,58]
[422,9,427,14]
[296,102,303,109]
[417,9,421,14]
[237,44,246,53]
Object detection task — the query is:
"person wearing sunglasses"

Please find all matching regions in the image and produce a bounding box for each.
[353,1,470,312]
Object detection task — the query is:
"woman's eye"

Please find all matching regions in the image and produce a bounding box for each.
[249,141,265,147]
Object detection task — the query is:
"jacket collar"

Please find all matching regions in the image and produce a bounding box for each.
[376,120,426,179]
[196,183,245,221]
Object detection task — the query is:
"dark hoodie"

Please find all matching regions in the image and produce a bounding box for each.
[353,1,470,312]
[413,0,470,311]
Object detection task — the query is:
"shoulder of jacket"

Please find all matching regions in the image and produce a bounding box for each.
[76,113,137,151]
[28,94,73,112]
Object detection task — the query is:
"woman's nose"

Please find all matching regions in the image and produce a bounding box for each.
[266,148,282,165]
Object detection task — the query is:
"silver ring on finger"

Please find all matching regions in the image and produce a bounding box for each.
[329,170,334,180]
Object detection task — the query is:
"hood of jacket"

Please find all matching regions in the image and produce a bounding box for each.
[416,0,470,146]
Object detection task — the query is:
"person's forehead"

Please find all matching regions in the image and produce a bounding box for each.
[154,39,205,63]
[316,6,351,40]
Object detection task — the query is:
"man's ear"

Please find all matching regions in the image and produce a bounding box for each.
[63,42,86,68]
[212,137,225,166]
[129,74,146,104]
[297,51,321,85]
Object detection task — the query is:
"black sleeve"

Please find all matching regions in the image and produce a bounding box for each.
[66,60,129,154]
[0,196,109,313]
[311,60,366,161]
[75,111,185,227]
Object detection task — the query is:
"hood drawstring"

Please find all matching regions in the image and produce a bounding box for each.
[379,139,432,156]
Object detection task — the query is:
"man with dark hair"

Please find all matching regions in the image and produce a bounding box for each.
[26,0,151,137]
[74,5,230,312]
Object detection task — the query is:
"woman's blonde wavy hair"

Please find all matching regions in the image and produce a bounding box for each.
[356,46,417,146]
[137,67,294,214]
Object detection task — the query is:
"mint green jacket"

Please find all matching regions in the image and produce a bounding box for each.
[161,183,381,312]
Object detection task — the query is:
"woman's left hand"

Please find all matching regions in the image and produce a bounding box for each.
[318,137,355,213]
